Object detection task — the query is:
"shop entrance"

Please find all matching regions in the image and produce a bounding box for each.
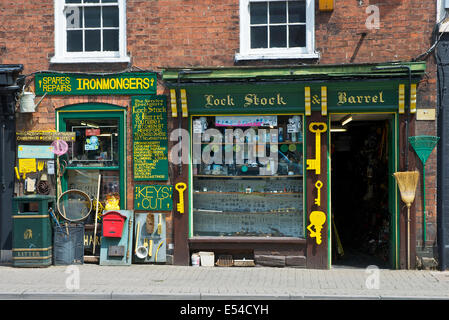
[330,114,395,269]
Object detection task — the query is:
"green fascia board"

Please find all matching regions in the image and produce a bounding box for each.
[161,62,426,83]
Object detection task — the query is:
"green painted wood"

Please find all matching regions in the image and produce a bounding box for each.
[35,72,156,96]
[132,95,169,181]
[57,105,127,209]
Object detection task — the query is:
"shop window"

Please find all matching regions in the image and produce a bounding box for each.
[52,0,129,63]
[64,118,122,214]
[191,115,304,238]
[236,0,318,61]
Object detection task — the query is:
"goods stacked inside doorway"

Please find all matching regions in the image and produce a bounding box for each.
[331,120,389,268]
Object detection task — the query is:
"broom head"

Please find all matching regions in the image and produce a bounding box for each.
[393,171,419,207]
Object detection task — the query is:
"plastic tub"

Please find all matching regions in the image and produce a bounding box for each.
[199,251,214,267]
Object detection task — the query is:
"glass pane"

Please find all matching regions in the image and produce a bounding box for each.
[270,26,286,48]
[84,0,100,2]
[102,6,119,27]
[250,26,267,49]
[102,0,118,2]
[103,29,119,51]
[269,2,286,24]
[66,7,83,29]
[85,30,101,51]
[66,0,81,3]
[66,119,120,167]
[67,30,83,52]
[289,1,306,23]
[250,2,267,24]
[192,115,304,238]
[84,7,101,28]
[67,169,120,224]
[289,25,306,47]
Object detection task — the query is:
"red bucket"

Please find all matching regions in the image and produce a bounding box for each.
[102,211,126,238]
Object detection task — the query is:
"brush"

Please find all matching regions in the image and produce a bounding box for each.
[157,214,162,234]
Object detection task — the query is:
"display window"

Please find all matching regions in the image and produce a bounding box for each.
[57,104,127,211]
[191,115,304,237]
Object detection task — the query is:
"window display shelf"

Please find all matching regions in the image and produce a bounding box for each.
[193,191,301,195]
[193,174,302,178]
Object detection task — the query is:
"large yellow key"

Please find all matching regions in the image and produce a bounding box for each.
[175,182,187,214]
[306,122,327,175]
[307,211,327,245]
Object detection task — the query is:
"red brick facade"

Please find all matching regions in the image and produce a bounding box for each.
[0,0,438,266]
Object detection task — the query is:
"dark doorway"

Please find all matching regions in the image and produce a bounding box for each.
[331,117,391,269]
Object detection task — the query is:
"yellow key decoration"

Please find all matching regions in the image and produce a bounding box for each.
[314,180,323,207]
[306,122,327,175]
[175,182,187,214]
[307,211,327,245]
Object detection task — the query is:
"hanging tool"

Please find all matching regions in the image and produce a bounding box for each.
[393,171,419,269]
[126,217,132,263]
[148,239,153,258]
[155,240,164,263]
[157,214,162,234]
[92,174,101,255]
[135,221,141,254]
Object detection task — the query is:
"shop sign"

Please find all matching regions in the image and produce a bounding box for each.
[34,72,157,95]
[17,131,76,142]
[134,184,173,211]
[132,95,168,180]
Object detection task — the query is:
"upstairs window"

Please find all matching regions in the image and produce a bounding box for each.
[52,0,129,63]
[236,0,318,61]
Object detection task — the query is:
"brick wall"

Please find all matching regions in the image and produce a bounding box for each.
[0,0,439,261]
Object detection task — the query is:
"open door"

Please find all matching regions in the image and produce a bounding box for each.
[330,113,396,269]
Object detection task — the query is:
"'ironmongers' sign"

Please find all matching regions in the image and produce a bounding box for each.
[34,73,157,95]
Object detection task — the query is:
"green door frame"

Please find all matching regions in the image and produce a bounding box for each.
[56,103,127,209]
[328,112,399,269]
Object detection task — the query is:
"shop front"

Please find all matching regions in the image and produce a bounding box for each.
[163,62,426,269]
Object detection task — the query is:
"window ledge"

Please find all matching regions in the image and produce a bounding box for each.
[235,51,320,61]
[50,55,131,64]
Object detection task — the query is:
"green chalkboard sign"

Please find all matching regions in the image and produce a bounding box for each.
[35,72,157,96]
[134,185,173,211]
[132,95,169,180]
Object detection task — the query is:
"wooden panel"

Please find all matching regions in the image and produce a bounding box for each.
[306,112,329,269]
[172,116,190,265]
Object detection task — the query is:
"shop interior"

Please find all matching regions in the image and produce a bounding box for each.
[330,114,393,269]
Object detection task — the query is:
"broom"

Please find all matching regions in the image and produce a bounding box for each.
[393,171,419,269]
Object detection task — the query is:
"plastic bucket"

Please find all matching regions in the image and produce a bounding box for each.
[199,251,215,267]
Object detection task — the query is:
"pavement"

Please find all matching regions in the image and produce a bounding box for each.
[1,262,449,300]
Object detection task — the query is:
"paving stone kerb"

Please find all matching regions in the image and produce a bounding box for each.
[0,264,448,300]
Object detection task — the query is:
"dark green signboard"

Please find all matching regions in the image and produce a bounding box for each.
[132,95,168,180]
[34,72,156,95]
[134,184,173,211]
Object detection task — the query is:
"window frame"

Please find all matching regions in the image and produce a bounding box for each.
[236,0,318,61]
[52,0,130,64]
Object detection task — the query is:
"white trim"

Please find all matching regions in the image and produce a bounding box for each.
[51,0,129,64]
[237,0,317,60]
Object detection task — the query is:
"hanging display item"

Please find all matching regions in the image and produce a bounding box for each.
[307,122,327,175]
[175,182,187,214]
[307,210,327,245]
[314,180,323,207]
